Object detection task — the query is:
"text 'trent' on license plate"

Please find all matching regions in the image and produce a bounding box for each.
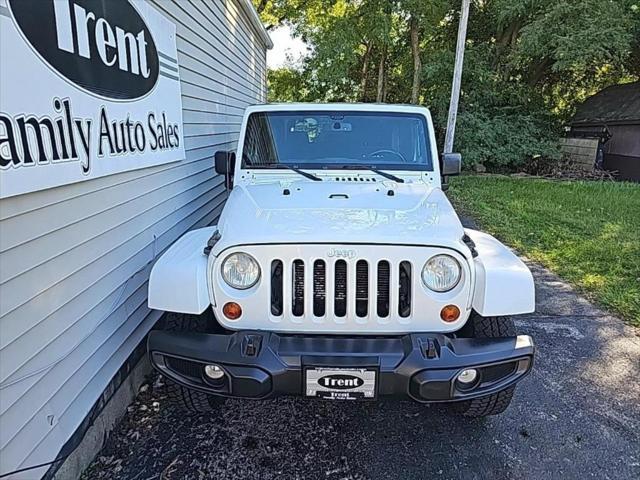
[305,367,377,400]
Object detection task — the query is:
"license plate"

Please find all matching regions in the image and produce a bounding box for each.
[305,367,377,400]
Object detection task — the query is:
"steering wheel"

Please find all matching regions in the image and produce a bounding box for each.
[367,149,406,163]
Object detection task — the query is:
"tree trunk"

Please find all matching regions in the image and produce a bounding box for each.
[494,19,522,74]
[528,57,552,87]
[496,19,522,48]
[256,0,268,14]
[410,16,421,104]
[360,42,373,101]
[376,45,387,102]
[383,70,388,102]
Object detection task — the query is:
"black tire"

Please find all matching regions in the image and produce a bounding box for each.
[453,387,515,418]
[458,312,516,338]
[163,311,209,333]
[164,382,222,413]
[161,311,224,413]
[453,313,517,417]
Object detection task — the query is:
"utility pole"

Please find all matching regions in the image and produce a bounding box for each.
[444,0,470,154]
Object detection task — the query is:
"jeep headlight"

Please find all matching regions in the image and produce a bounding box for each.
[422,255,461,292]
[221,253,261,289]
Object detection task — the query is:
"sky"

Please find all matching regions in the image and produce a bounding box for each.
[266,25,308,69]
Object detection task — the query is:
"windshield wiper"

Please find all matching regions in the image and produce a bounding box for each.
[369,167,405,183]
[259,163,322,181]
[340,165,405,183]
[283,164,322,181]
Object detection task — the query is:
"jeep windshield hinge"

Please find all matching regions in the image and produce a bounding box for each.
[203,231,221,256]
[462,234,478,258]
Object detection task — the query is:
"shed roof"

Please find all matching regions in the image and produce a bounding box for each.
[572,81,640,126]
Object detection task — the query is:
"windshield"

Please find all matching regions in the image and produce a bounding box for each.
[241,111,433,171]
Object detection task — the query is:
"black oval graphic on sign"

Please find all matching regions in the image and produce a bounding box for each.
[318,374,364,390]
[9,0,159,100]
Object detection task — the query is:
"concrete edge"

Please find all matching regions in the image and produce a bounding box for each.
[52,356,152,480]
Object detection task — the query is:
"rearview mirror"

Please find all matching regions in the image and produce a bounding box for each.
[441,153,462,176]
[214,150,235,189]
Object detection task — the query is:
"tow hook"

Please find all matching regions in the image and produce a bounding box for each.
[420,337,439,359]
[242,334,262,357]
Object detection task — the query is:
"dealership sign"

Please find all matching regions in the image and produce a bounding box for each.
[0,0,185,198]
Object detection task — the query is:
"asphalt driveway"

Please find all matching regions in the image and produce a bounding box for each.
[83,262,640,480]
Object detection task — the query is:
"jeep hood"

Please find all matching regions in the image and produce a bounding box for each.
[213,181,467,254]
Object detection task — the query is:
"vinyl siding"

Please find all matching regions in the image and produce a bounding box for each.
[0,0,268,476]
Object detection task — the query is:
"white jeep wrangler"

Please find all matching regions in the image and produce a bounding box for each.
[147,103,535,417]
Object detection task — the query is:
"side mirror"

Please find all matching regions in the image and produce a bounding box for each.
[214,151,235,189]
[215,150,233,174]
[441,152,462,176]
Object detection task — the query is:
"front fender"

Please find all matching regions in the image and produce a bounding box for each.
[465,229,535,317]
[148,227,217,314]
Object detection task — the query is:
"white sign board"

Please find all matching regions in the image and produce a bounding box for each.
[0,0,185,198]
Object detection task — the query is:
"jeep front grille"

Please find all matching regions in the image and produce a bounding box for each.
[377,260,390,317]
[313,260,326,317]
[355,260,368,317]
[292,259,305,317]
[270,258,412,319]
[271,260,284,316]
[334,260,348,317]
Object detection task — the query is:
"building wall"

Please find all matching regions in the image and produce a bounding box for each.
[603,124,640,158]
[568,124,640,181]
[603,124,640,181]
[0,1,268,477]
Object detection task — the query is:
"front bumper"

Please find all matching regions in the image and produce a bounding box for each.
[148,331,534,402]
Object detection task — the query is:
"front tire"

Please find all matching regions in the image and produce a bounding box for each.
[453,313,517,417]
[164,382,222,413]
[160,311,224,413]
[458,312,516,338]
[162,311,210,333]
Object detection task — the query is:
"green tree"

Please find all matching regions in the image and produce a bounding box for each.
[255,0,640,170]
[267,68,309,102]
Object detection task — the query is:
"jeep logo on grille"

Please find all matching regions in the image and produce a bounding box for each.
[9,0,160,100]
[327,248,356,259]
[318,374,364,389]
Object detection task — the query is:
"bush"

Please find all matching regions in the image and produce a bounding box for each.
[455,109,561,172]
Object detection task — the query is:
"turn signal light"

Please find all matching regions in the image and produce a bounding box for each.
[440,305,460,322]
[223,302,242,320]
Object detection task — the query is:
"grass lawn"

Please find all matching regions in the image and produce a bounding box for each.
[449,175,640,326]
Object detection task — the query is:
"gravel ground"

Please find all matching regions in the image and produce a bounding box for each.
[82,262,640,480]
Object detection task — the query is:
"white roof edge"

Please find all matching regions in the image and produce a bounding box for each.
[246,103,432,113]
[236,0,274,50]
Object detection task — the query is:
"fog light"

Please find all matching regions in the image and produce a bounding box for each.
[223,302,242,320]
[204,364,225,380]
[457,368,478,385]
[440,304,460,322]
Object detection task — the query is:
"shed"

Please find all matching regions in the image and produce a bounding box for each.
[563,81,640,181]
[0,1,271,478]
